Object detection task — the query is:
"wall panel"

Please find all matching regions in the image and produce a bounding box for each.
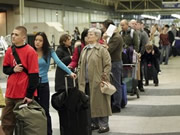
[29,8,37,22]
[45,9,51,22]
[37,8,45,22]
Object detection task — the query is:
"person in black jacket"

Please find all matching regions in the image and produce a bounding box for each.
[55,34,73,93]
[141,44,160,86]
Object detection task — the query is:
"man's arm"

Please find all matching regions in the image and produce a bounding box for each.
[26,73,39,99]
[108,34,123,54]
[3,66,14,75]
[133,31,139,52]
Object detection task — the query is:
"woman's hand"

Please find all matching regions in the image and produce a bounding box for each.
[70,72,77,79]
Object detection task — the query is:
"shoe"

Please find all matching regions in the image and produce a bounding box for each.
[144,81,149,86]
[91,123,99,130]
[139,87,145,92]
[154,83,158,87]
[111,106,121,113]
[98,126,109,133]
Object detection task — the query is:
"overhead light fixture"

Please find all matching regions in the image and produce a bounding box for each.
[141,14,160,20]
[171,14,180,19]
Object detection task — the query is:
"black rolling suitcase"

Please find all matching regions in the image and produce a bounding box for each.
[58,76,91,135]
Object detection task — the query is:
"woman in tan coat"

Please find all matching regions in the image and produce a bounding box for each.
[78,28,112,133]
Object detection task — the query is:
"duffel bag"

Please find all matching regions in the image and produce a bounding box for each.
[13,100,47,135]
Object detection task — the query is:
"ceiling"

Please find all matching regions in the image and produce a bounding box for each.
[84,0,180,14]
[0,0,180,15]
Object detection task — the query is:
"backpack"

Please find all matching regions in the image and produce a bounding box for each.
[120,28,134,39]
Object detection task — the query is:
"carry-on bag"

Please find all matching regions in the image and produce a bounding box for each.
[56,75,91,135]
[123,64,140,98]
[13,100,47,135]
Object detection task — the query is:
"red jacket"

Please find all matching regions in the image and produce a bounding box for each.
[68,43,85,69]
[69,40,104,69]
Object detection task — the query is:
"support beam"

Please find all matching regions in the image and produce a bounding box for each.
[25,0,114,12]
[116,8,180,13]
[133,0,144,9]
[19,0,24,25]
[119,2,129,10]
[114,1,118,11]
[149,0,161,9]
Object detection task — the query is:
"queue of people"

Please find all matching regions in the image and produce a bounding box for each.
[0,19,178,135]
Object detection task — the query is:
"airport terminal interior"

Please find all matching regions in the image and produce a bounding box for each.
[0,0,180,135]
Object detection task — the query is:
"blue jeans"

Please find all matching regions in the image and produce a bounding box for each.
[111,61,123,109]
[91,117,109,128]
[160,45,170,64]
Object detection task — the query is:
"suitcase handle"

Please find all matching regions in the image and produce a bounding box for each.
[19,104,28,109]
[64,75,76,96]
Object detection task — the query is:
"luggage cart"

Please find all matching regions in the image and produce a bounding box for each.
[122,55,140,99]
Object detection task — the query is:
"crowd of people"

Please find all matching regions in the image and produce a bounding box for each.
[0,19,179,135]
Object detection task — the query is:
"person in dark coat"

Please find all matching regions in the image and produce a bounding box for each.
[55,34,73,93]
[141,44,160,86]
[68,29,89,69]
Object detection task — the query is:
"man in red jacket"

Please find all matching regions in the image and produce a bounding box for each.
[1,26,39,135]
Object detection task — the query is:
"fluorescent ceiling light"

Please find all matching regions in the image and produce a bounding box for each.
[141,14,160,20]
[171,14,180,19]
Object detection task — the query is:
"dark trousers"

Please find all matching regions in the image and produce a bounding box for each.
[144,62,159,84]
[35,83,52,135]
[111,61,123,109]
[138,61,144,89]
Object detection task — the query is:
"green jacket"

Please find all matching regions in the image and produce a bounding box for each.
[108,32,123,62]
[120,28,139,52]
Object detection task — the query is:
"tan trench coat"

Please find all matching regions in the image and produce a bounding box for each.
[78,44,112,118]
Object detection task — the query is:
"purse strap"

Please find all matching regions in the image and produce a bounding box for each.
[101,72,115,83]
[11,45,28,74]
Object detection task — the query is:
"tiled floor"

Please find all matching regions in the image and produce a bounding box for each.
[0,56,180,135]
